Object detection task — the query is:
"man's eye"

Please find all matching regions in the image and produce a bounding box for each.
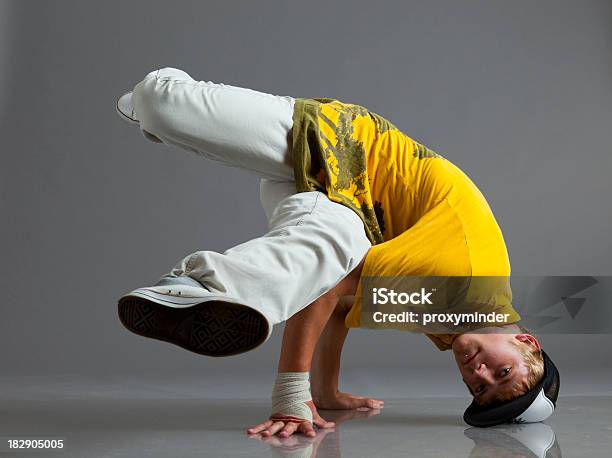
[475,384,485,394]
[500,368,512,377]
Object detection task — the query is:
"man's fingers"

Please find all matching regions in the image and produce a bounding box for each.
[246,419,273,434]
[261,421,285,437]
[298,422,317,437]
[313,415,335,429]
[278,422,299,438]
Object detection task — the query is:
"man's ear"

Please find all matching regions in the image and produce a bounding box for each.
[515,333,541,350]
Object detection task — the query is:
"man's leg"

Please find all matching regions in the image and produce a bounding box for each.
[117,68,374,436]
[130,67,295,181]
[118,68,372,358]
[162,180,371,327]
[119,179,371,356]
[118,68,297,356]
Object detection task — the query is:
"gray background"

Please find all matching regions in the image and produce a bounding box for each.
[1,0,611,398]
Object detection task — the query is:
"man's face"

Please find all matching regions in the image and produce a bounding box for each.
[451,330,541,405]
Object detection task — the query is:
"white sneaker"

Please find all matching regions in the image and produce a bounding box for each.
[117,280,272,357]
[116,91,139,124]
[116,91,162,142]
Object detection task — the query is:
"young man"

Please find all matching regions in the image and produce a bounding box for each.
[116,67,560,438]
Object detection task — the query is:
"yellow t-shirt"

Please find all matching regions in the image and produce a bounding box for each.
[291,98,521,350]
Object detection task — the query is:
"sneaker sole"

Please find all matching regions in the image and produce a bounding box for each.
[117,296,269,357]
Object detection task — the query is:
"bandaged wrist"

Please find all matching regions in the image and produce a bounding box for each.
[271,371,313,423]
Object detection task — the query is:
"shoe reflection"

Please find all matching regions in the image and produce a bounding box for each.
[464,423,561,458]
[247,408,381,458]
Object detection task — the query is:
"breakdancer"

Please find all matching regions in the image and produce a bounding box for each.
[116,67,559,438]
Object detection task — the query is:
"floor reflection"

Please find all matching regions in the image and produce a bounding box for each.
[249,409,561,458]
[248,408,381,458]
[4,384,597,458]
[464,423,561,458]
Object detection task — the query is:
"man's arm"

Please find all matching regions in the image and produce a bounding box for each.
[311,295,384,410]
[247,257,374,438]
[247,282,345,438]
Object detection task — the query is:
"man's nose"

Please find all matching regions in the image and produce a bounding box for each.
[473,363,493,383]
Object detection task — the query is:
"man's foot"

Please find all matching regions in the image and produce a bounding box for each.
[115,91,162,142]
[312,391,384,410]
[117,280,271,357]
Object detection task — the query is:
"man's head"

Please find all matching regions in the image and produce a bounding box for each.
[452,324,544,406]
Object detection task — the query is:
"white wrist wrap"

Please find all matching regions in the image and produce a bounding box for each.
[271,372,313,423]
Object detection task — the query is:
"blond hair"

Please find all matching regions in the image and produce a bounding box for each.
[513,327,544,391]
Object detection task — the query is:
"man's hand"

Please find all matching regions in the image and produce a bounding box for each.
[246,400,335,438]
[249,407,381,458]
[313,391,384,410]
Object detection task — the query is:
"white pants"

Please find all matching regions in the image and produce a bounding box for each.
[130,68,372,326]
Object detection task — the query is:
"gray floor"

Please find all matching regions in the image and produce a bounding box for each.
[1,378,611,457]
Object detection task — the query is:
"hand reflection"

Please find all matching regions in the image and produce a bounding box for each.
[248,407,381,458]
